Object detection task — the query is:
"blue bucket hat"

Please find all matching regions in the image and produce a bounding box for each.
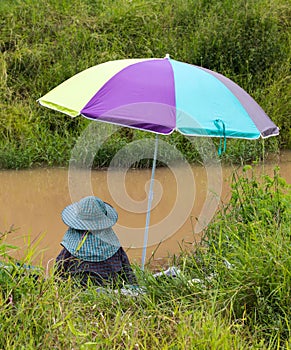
[61,227,121,262]
[62,196,118,230]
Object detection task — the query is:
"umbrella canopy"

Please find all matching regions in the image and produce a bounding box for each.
[38,55,279,140]
[38,55,279,269]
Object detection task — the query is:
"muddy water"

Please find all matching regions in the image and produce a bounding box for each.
[0,150,290,268]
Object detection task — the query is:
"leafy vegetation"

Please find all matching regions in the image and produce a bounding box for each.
[1,2,290,346]
[0,168,290,349]
[0,0,290,169]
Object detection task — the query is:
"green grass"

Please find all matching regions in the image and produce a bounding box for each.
[1,169,290,349]
[0,0,290,169]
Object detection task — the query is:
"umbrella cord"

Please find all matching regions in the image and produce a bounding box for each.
[262,138,265,173]
[214,119,227,155]
[141,134,159,270]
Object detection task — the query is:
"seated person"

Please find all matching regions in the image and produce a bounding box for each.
[55,196,137,288]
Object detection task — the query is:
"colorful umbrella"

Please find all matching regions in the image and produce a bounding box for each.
[38,55,279,268]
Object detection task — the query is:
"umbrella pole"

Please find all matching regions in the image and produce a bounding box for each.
[141,134,159,270]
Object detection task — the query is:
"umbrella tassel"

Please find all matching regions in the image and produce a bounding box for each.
[214,119,227,155]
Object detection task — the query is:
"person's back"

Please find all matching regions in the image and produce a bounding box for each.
[55,196,137,287]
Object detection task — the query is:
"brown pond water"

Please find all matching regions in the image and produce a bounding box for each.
[0,150,290,269]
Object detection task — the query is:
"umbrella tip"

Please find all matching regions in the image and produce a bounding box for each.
[164,53,170,59]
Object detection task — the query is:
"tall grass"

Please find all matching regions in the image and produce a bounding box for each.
[0,0,290,169]
[182,166,291,345]
[0,169,290,348]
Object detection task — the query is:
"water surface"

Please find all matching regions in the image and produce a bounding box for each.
[0,150,290,268]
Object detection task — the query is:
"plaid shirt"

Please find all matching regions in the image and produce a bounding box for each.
[55,247,137,287]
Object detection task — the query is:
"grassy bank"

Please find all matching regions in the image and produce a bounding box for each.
[0,0,290,169]
[0,169,290,349]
